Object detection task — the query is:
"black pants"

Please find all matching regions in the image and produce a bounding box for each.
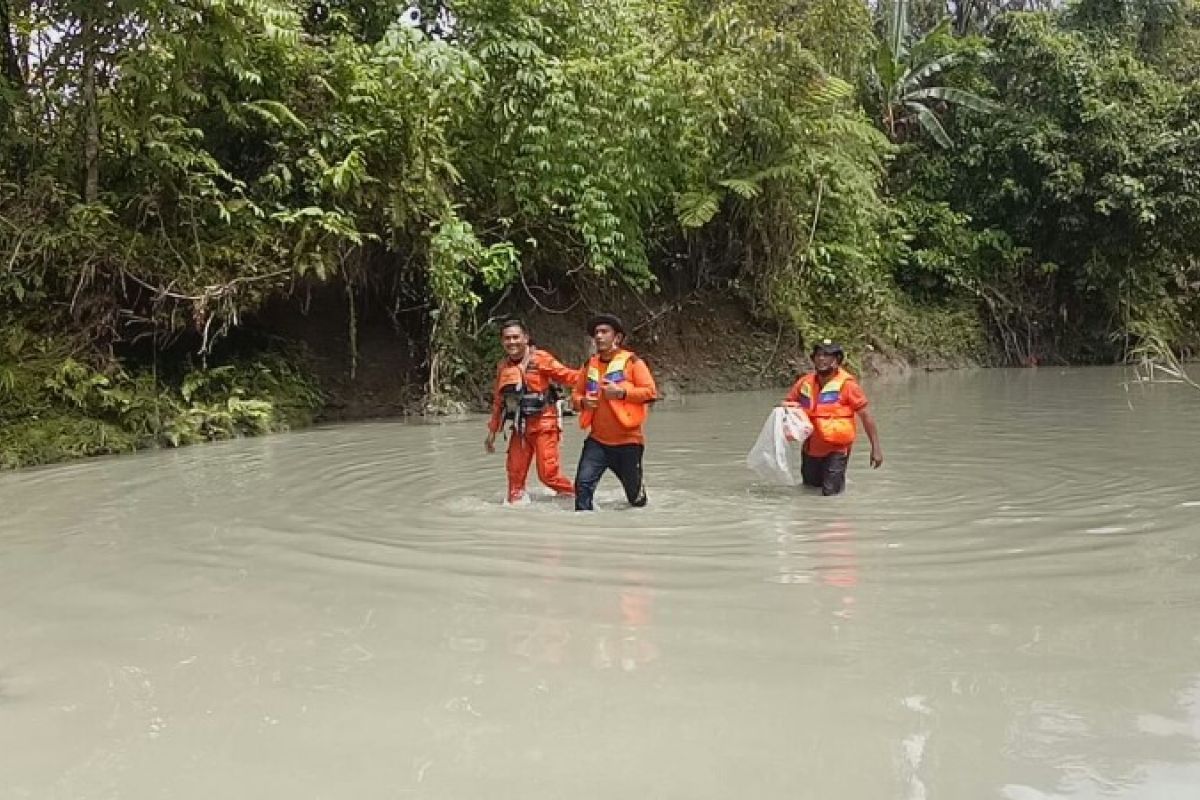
[801,451,849,496]
[574,437,647,511]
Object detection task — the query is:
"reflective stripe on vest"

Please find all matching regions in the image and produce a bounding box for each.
[580,350,646,431]
[586,350,631,394]
[798,368,857,447]
[799,375,847,409]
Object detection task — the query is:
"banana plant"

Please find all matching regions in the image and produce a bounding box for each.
[872,0,999,148]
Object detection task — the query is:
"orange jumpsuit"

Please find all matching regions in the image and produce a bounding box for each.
[489,348,579,502]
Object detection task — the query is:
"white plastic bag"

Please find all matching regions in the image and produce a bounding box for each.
[745,407,813,486]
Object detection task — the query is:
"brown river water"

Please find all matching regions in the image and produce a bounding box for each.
[2,367,1200,799]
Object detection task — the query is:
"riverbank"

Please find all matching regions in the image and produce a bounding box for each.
[0,289,983,470]
[288,287,984,422]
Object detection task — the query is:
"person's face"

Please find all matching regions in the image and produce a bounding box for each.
[593,324,621,353]
[812,351,839,374]
[501,325,529,359]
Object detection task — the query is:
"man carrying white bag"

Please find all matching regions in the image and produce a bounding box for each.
[749,339,884,494]
[745,406,814,486]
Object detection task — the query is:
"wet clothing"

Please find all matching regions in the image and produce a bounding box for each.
[505,428,573,502]
[801,451,850,496]
[489,348,578,502]
[572,348,657,509]
[574,439,647,511]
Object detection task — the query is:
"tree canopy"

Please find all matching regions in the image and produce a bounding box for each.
[1,0,1198,463]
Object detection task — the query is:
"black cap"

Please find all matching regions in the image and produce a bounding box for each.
[810,338,844,359]
[587,313,626,336]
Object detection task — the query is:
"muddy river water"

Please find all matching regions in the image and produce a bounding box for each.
[3,367,1200,799]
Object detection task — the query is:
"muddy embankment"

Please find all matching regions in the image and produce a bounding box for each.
[260,285,926,421]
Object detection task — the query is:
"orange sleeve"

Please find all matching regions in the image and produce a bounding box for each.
[621,358,657,404]
[784,377,804,405]
[487,364,505,433]
[539,351,580,387]
[843,380,868,412]
[571,360,588,411]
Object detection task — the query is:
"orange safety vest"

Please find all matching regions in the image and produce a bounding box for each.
[495,348,562,426]
[796,367,857,447]
[579,349,647,431]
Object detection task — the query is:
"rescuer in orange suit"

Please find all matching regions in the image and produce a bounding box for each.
[485,319,580,504]
[783,339,883,495]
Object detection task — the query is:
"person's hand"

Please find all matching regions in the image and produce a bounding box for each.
[870,448,883,469]
[601,379,626,399]
[485,432,497,453]
[581,394,599,410]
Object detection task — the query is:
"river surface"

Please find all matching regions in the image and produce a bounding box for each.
[3,367,1200,799]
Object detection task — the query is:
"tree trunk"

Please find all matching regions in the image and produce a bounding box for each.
[81,11,100,202]
[425,299,466,414]
[952,0,973,36]
[0,0,23,88]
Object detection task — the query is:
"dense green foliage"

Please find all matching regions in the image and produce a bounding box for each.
[0,318,321,467]
[893,4,1200,362]
[1,0,1198,464]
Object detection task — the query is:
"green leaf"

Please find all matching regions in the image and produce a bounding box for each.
[675,191,721,229]
[717,178,761,200]
[906,102,954,149]
[876,39,900,95]
[806,74,855,106]
[903,54,962,94]
[887,0,910,63]
[905,86,1001,114]
[240,100,308,131]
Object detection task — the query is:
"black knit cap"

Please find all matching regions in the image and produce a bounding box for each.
[587,313,626,336]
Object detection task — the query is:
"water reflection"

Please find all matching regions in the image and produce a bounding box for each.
[593,571,659,672]
[505,543,660,674]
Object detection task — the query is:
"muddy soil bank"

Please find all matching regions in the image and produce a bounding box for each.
[263,287,946,420]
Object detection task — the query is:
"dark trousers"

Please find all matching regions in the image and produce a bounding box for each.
[801,451,850,496]
[574,437,647,511]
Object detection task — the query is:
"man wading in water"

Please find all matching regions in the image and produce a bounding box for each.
[486,319,579,504]
[783,340,883,495]
[571,314,658,511]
